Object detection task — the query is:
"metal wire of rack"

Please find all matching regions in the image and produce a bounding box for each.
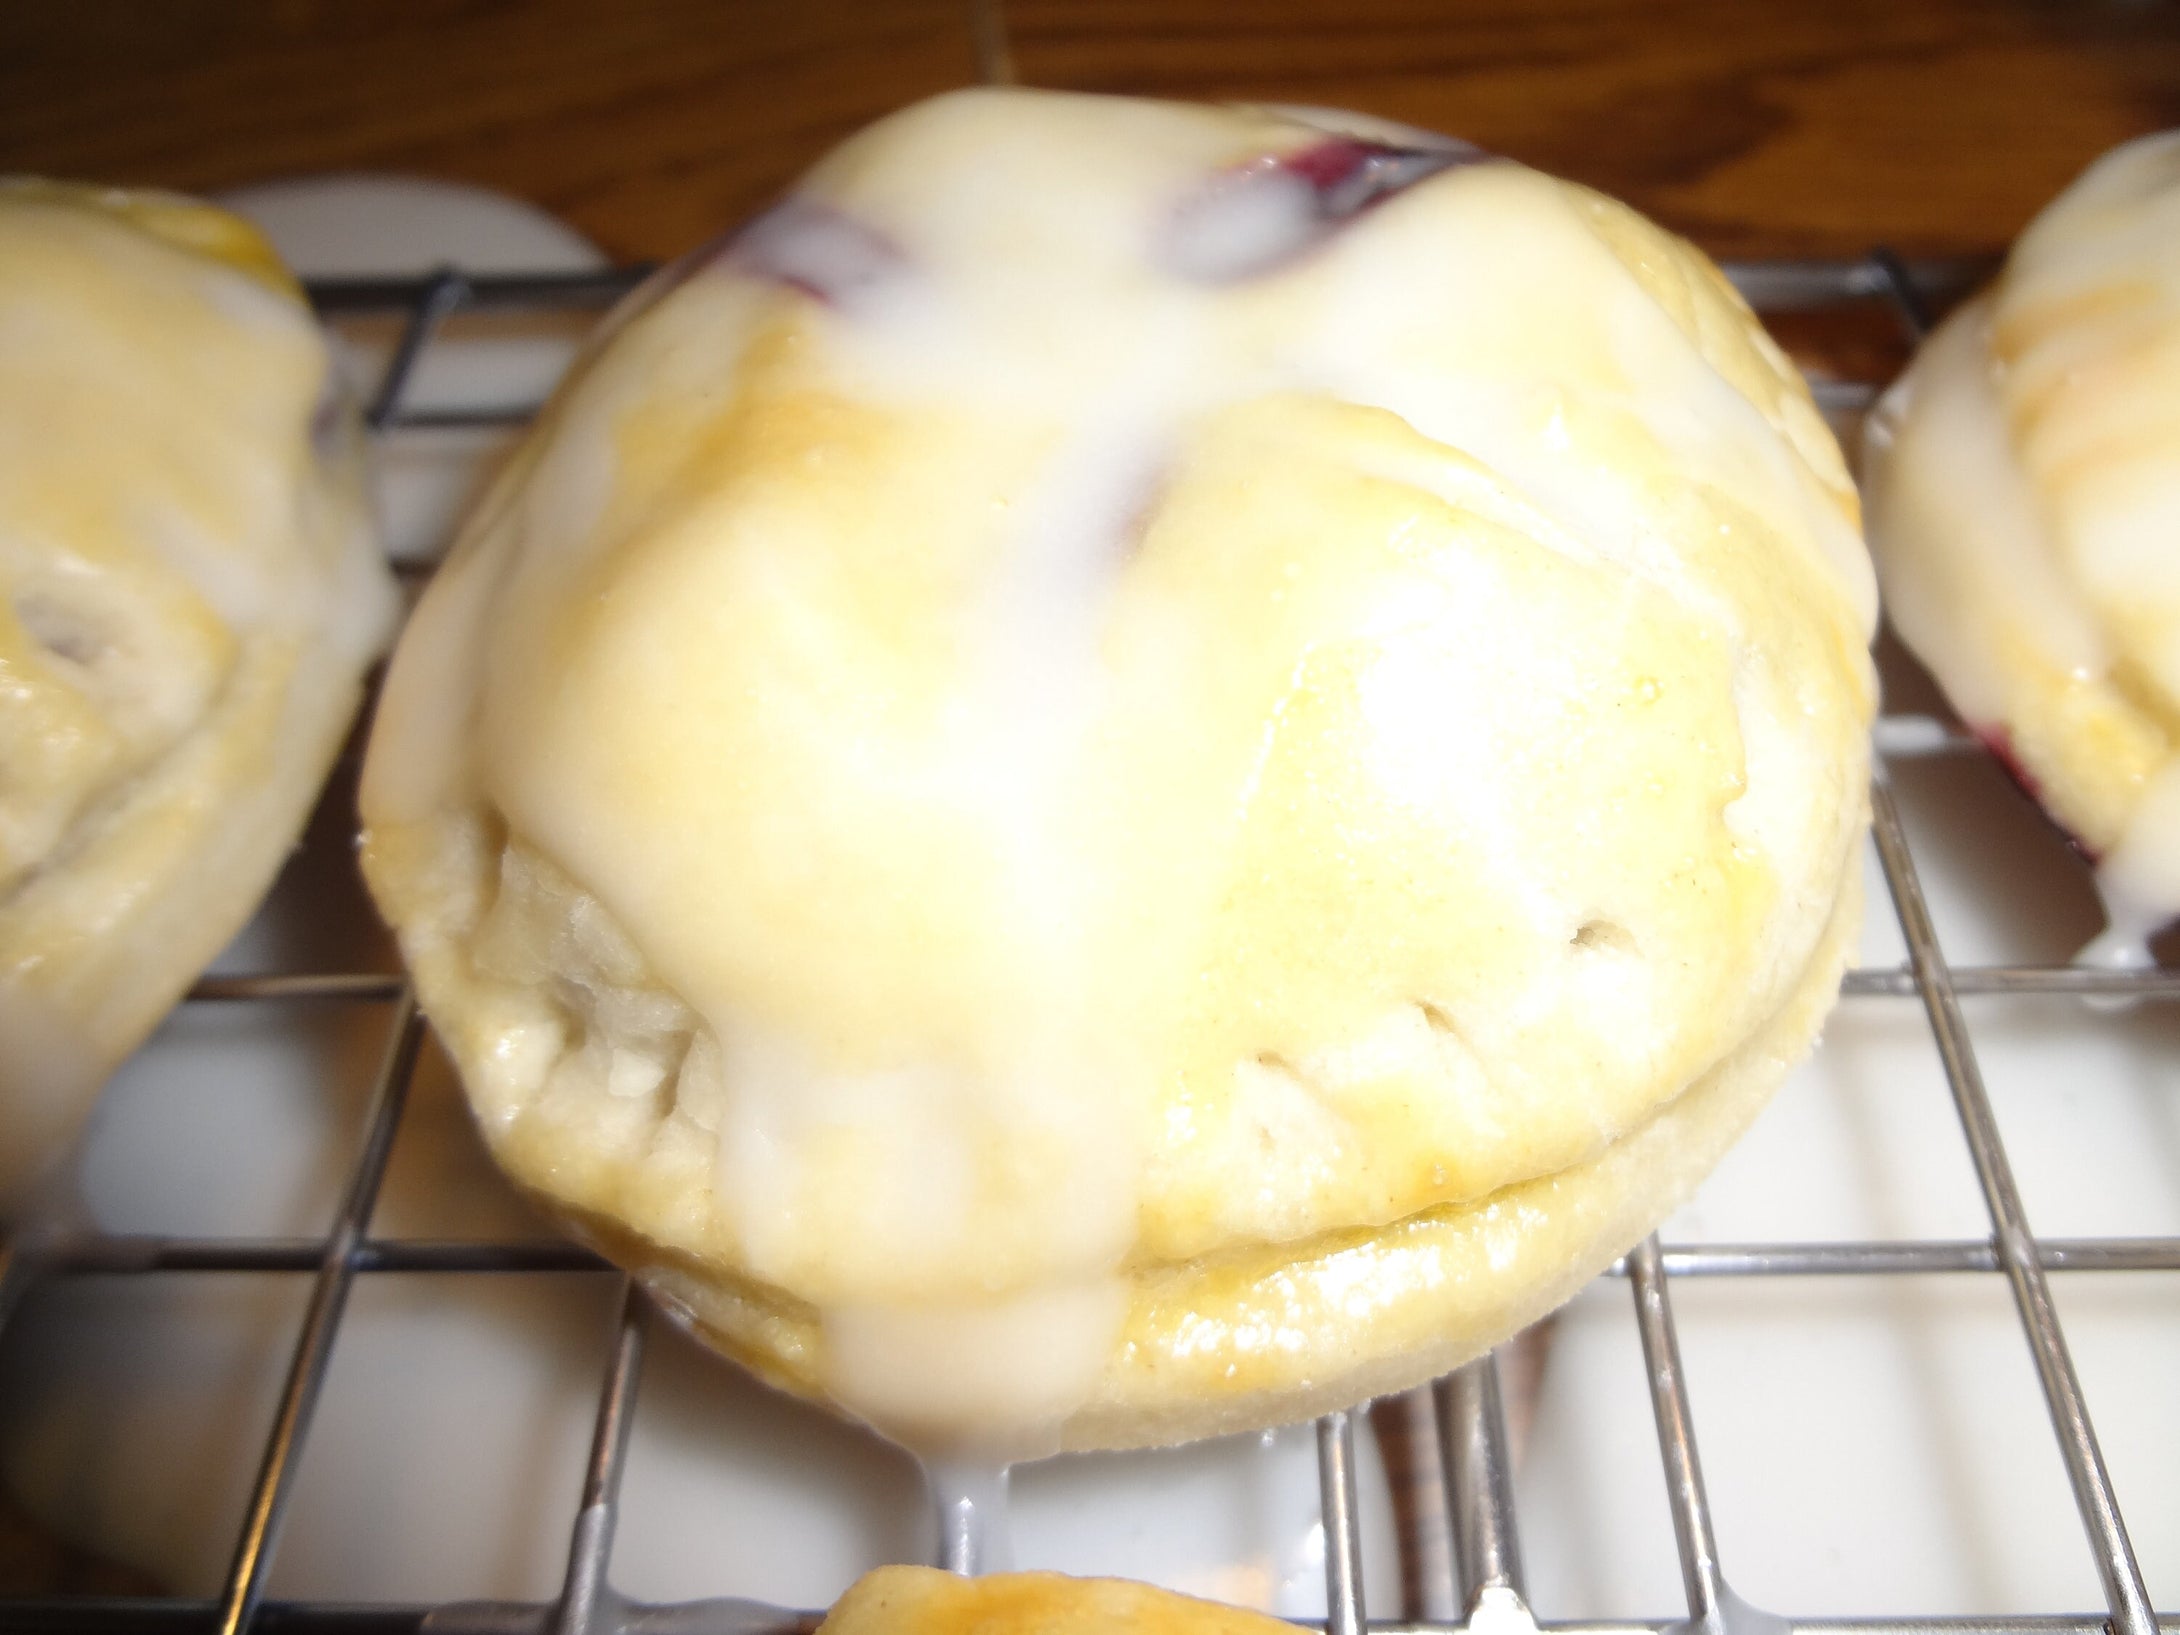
[0,252,2175,1635]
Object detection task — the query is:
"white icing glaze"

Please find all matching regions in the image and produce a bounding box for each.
[2003,133,2180,706]
[823,1281,1129,1455]
[1161,165,1323,283]
[2094,759,2180,962]
[1863,302,2110,729]
[924,1457,1015,1574]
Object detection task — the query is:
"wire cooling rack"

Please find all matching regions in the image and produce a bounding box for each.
[0,254,2175,1635]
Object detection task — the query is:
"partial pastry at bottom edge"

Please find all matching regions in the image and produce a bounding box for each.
[817,1565,1301,1634]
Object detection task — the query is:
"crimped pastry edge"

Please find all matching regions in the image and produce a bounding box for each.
[505,847,1859,1453]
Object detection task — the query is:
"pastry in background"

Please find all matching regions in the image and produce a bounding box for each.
[0,181,398,1212]
[817,1566,1297,1634]
[361,88,1875,1454]
[1864,132,2180,963]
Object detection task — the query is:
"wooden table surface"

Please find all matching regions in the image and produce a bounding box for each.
[5,0,2178,265]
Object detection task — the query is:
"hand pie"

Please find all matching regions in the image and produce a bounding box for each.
[0,181,397,1210]
[361,89,1875,1452]
[1864,132,2180,958]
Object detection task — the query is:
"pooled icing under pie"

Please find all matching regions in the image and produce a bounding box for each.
[816,1565,1301,1634]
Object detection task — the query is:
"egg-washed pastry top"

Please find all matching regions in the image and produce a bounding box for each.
[361,88,1876,1453]
[1865,132,2180,959]
[0,181,397,1210]
[817,1566,1299,1634]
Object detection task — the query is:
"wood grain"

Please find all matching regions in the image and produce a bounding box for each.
[3,1,2176,258]
[1005,0,2180,257]
[0,0,983,261]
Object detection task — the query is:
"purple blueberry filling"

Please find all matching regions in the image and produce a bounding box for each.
[1163,135,1487,283]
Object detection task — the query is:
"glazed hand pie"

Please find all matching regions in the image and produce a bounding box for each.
[817,1566,1298,1634]
[0,181,397,1211]
[360,88,1876,1453]
[1864,132,2180,958]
